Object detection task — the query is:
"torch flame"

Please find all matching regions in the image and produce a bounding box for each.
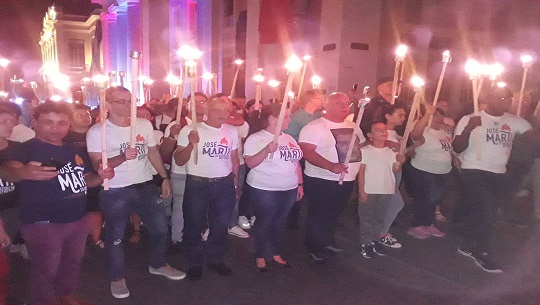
[285,55,303,73]
[496,81,507,88]
[253,74,265,83]
[395,45,408,61]
[0,58,10,68]
[177,45,203,61]
[410,76,425,88]
[303,55,312,61]
[311,75,322,85]
[442,50,451,63]
[521,54,533,67]
[234,59,244,65]
[92,74,109,88]
[165,74,181,85]
[268,80,280,88]
[465,60,482,78]
[202,72,214,80]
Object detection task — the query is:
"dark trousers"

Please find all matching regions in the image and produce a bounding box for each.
[304,176,354,252]
[407,165,448,226]
[21,216,89,305]
[0,250,6,305]
[100,183,168,281]
[183,175,236,266]
[251,188,297,258]
[460,169,506,255]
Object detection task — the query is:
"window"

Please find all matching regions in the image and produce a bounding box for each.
[68,39,85,71]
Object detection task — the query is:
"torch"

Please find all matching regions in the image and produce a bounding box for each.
[311,75,322,90]
[92,74,110,190]
[177,44,203,164]
[202,72,213,96]
[268,79,280,102]
[142,76,154,103]
[230,59,243,99]
[270,54,303,159]
[297,55,311,99]
[165,73,181,97]
[517,54,533,117]
[400,76,425,155]
[465,59,482,160]
[391,45,408,104]
[0,58,10,92]
[119,71,126,87]
[253,73,265,111]
[428,50,452,128]
[129,50,141,149]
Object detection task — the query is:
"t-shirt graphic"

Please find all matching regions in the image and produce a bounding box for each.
[202,137,231,159]
[440,135,453,151]
[119,133,147,161]
[279,141,303,162]
[57,153,88,197]
[486,123,513,148]
[330,128,361,164]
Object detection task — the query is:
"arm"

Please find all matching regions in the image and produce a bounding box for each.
[173,130,199,166]
[357,164,368,203]
[0,218,10,247]
[244,141,277,169]
[453,116,481,153]
[88,152,131,172]
[231,149,240,195]
[159,123,182,164]
[147,145,171,198]
[393,154,405,173]
[296,162,304,201]
[299,142,347,174]
[1,160,58,182]
[410,106,436,141]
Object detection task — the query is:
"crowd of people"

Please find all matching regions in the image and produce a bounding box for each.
[0,77,539,305]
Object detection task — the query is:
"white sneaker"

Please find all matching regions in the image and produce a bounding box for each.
[250,216,256,226]
[201,229,209,241]
[228,226,249,238]
[149,264,186,280]
[238,216,251,229]
[111,279,130,299]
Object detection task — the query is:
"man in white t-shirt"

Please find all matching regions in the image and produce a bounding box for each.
[174,98,239,280]
[87,87,186,299]
[453,87,532,273]
[299,92,365,263]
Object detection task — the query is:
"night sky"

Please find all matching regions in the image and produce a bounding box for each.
[0,0,99,79]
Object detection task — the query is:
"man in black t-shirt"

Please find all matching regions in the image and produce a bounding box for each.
[1,101,114,305]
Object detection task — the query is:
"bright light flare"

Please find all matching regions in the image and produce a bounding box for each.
[202,72,214,80]
[488,63,504,80]
[140,76,154,86]
[234,59,244,65]
[311,75,322,85]
[0,91,8,98]
[288,91,295,99]
[81,77,91,85]
[285,55,303,73]
[496,81,507,88]
[29,81,37,89]
[0,58,10,68]
[268,80,280,88]
[165,74,181,85]
[92,74,109,88]
[465,60,482,78]
[52,74,70,91]
[395,45,408,61]
[303,55,312,61]
[49,95,63,102]
[253,74,265,83]
[177,45,203,61]
[521,54,533,67]
[411,76,425,88]
[442,50,452,63]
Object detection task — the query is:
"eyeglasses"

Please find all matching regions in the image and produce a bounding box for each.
[111,99,131,105]
[334,100,353,107]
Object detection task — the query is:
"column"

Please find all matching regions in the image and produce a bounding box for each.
[116,9,128,83]
[128,1,142,93]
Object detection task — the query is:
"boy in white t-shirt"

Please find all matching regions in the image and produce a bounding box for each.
[358,122,405,258]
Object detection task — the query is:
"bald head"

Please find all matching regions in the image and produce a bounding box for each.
[324,92,351,122]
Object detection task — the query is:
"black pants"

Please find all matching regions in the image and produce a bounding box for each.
[304,176,353,253]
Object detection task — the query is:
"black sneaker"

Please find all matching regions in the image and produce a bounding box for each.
[187,266,203,281]
[360,243,375,259]
[371,241,386,256]
[457,247,474,259]
[473,253,503,273]
[308,252,326,263]
[322,245,344,256]
[207,262,233,276]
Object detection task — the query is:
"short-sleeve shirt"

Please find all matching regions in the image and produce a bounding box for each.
[284,108,322,142]
[454,111,532,173]
[411,126,453,175]
[235,122,249,165]
[177,122,238,178]
[87,118,157,188]
[360,145,397,194]
[6,139,91,224]
[299,117,365,181]
[164,118,193,175]
[244,130,302,191]
[0,141,20,210]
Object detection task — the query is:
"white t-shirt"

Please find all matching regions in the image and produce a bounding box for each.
[299,117,365,181]
[411,126,453,174]
[360,145,397,194]
[8,124,35,142]
[454,111,532,174]
[177,122,238,178]
[235,122,249,165]
[244,130,302,191]
[87,118,157,188]
[387,129,402,145]
[164,119,190,175]
[155,114,174,130]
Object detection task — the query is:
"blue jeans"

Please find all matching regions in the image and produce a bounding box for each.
[183,175,236,266]
[408,165,447,226]
[460,169,506,255]
[229,164,246,227]
[171,173,187,243]
[100,183,168,281]
[251,187,297,258]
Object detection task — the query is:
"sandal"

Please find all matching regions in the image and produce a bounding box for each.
[95,240,105,248]
[129,230,141,243]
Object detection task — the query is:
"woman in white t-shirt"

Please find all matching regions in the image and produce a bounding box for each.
[407,105,452,239]
[243,104,304,271]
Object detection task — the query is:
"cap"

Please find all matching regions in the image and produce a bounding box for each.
[376,76,393,88]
